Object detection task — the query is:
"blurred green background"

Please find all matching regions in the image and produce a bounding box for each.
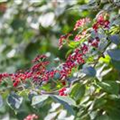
[0,0,91,73]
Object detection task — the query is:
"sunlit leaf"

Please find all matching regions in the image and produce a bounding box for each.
[107,49,120,61]
[7,93,23,109]
[32,95,49,106]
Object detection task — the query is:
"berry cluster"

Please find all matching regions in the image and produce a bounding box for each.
[24,114,38,120]
[0,13,110,97]
[93,13,110,32]
[74,30,87,41]
[74,18,90,31]
[59,87,67,96]
[88,37,100,48]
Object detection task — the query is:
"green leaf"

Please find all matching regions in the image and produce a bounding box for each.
[112,18,120,26]
[99,55,110,64]
[89,111,98,120]
[51,95,75,115]
[32,95,49,106]
[53,95,76,106]
[7,93,23,109]
[108,94,120,100]
[97,81,119,95]
[68,41,80,48]
[108,107,120,120]
[96,114,110,120]
[0,95,3,108]
[70,83,85,101]
[107,49,120,61]
[109,34,120,45]
[93,98,107,109]
[82,66,96,77]
[111,60,120,71]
